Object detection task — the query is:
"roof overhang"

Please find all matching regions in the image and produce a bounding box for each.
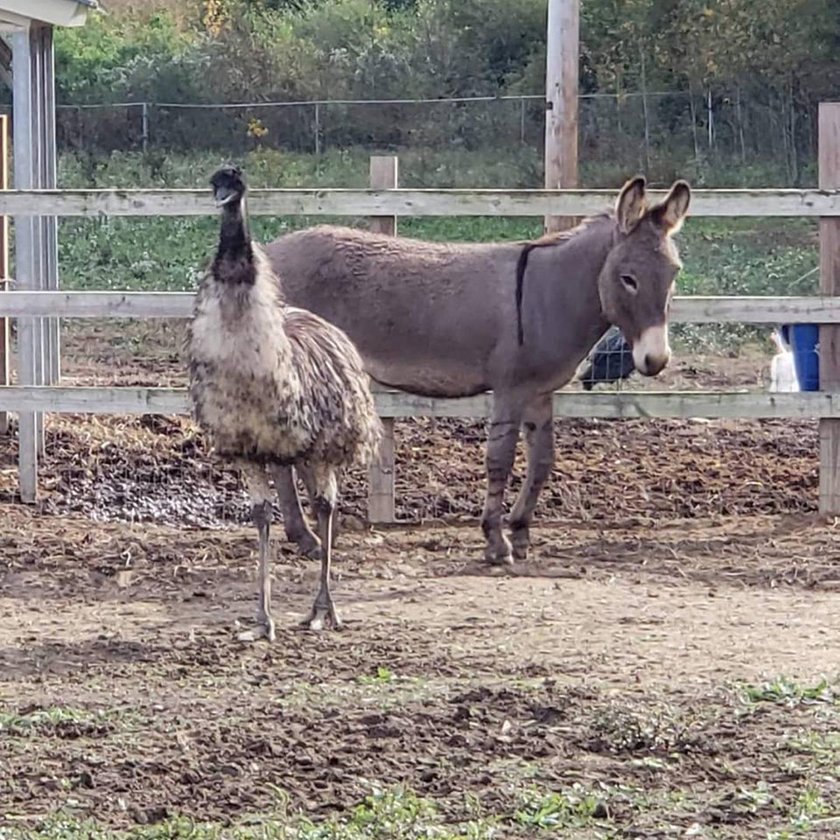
[0,0,97,31]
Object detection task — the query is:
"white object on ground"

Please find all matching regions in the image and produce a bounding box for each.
[769,329,800,393]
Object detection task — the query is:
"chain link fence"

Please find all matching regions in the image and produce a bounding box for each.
[25,90,816,185]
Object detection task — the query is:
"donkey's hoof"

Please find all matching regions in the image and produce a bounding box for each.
[291,531,322,560]
[510,527,530,562]
[483,538,514,566]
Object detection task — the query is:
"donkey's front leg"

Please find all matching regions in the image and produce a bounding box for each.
[480,396,523,565]
[508,393,554,561]
[271,465,322,559]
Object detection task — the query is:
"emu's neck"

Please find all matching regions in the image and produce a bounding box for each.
[213,197,254,283]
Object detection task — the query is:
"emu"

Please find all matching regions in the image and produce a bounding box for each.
[265,177,691,565]
[187,164,382,641]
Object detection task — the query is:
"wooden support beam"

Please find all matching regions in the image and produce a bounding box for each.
[3,188,840,219]
[11,27,41,501]
[819,103,840,514]
[4,291,840,324]
[544,0,579,233]
[10,24,60,497]
[367,155,398,525]
[0,115,8,436]
[2,386,840,421]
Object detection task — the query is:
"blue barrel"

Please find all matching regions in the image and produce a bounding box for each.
[783,324,820,391]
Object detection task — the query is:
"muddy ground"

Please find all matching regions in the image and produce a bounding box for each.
[0,329,839,836]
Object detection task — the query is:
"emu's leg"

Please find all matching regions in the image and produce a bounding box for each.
[507,393,554,562]
[271,464,321,559]
[238,462,276,642]
[480,394,524,566]
[298,465,342,631]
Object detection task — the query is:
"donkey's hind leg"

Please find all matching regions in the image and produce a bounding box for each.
[508,393,554,562]
[480,395,523,566]
[271,464,322,559]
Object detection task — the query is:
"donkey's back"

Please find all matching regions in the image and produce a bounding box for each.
[265,225,521,397]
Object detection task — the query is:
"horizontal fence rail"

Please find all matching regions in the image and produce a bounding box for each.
[1,387,838,420]
[0,291,836,323]
[2,155,839,514]
[2,188,840,218]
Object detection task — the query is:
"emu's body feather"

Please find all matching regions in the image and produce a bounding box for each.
[188,248,380,468]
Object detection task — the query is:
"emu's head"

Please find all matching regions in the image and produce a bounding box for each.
[210,163,246,208]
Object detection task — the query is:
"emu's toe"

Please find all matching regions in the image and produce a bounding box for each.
[238,616,276,643]
[302,603,342,632]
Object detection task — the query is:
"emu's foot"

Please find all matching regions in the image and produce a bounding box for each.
[483,533,514,567]
[301,599,343,632]
[237,623,276,643]
[509,524,529,562]
[288,529,322,560]
[238,612,276,643]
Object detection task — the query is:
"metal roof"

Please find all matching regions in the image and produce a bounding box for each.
[0,0,98,29]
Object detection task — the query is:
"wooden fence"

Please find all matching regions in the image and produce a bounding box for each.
[2,103,840,519]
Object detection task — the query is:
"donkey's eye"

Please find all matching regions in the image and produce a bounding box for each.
[620,274,638,293]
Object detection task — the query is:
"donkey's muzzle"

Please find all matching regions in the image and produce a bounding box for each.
[632,325,671,377]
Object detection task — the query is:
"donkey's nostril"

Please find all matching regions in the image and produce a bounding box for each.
[642,352,670,376]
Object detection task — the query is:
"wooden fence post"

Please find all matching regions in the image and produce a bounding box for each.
[367,155,398,524]
[544,0,579,234]
[819,103,840,514]
[0,115,9,436]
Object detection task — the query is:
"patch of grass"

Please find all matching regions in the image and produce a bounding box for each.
[789,786,832,830]
[787,730,840,764]
[0,787,500,839]
[740,677,838,709]
[0,705,108,736]
[768,785,840,838]
[514,785,606,830]
[356,666,397,685]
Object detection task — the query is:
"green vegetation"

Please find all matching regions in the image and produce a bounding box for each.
[3,679,840,839]
[40,0,832,354]
[0,785,563,839]
[740,677,838,709]
[48,0,840,185]
[514,785,604,830]
[0,706,106,735]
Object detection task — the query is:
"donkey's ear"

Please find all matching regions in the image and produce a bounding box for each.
[651,180,691,234]
[615,176,647,234]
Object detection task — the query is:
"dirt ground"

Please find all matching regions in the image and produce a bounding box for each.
[1,331,839,836]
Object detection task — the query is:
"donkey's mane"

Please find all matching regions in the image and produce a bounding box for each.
[515,210,613,345]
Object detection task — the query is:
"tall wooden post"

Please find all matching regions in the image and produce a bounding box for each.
[367,155,398,524]
[544,0,579,233]
[0,115,8,436]
[819,103,840,514]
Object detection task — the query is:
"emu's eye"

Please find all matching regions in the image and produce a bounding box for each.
[620,274,638,293]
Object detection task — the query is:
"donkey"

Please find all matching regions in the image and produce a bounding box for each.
[265,176,691,565]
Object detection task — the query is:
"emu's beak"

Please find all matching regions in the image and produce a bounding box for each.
[213,186,237,207]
